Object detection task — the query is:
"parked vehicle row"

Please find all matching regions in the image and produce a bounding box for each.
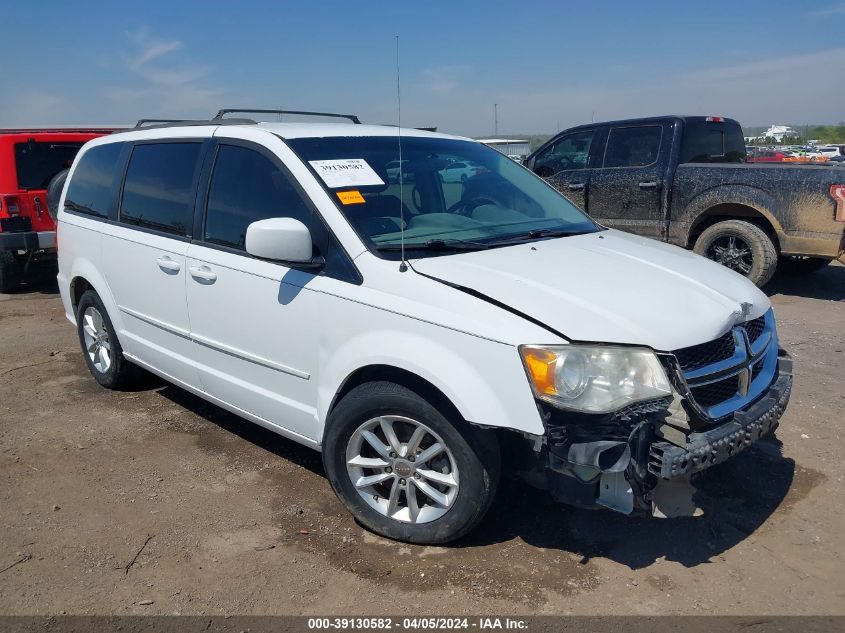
[746,144,845,164]
[525,116,845,286]
[57,109,792,543]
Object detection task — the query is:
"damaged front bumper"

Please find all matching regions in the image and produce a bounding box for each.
[533,351,793,517]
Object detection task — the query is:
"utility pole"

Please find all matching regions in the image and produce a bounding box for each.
[494,103,498,136]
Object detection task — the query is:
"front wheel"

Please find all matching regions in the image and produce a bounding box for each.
[323,381,500,544]
[693,220,778,287]
[777,255,831,275]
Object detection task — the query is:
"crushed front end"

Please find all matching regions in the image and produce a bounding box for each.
[528,309,793,517]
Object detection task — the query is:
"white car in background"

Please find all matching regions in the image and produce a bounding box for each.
[56,112,792,544]
[814,146,841,159]
[438,160,480,182]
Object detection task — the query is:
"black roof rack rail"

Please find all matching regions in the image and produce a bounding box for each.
[214,109,361,124]
[134,118,190,128]
[126,118,256,132]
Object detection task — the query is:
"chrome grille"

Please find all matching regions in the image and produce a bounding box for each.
[670,309,778,419]
[745,316,766,344]
[690,376,739,408]
[674,331,735,372]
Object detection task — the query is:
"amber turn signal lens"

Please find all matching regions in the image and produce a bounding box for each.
[522,347,558,395]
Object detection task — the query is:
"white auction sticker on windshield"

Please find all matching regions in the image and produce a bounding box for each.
[309,159,385,188]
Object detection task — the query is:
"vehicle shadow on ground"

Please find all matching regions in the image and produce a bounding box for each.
[766,262,844,301]
[456,438,797,569]
[156,383,325,477]
[152,374,798,569]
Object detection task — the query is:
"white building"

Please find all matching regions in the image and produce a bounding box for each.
[760,125,797,142]
[476,139,530,159]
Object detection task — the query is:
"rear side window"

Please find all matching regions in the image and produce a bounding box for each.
[680,121,746,163]
[203,144,311,250]
[64,143,124,218]
[14,141,83,189]
[120,143,202,235]
[603,126,662,168]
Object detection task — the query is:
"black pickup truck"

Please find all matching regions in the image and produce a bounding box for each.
[524,116,845,286]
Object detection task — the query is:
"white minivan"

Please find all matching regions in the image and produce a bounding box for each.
[57,112,792,543]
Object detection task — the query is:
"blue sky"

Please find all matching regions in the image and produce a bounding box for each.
[3,1,844,135]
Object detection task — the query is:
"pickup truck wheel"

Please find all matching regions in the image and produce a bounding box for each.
[777,255,830,275]
[694,220,778,287]
[323,381,500,544]
[46,169,70,221]
[0,251,24,293]
[76,290,142,389]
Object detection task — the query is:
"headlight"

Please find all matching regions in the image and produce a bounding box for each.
[519,344,672,413]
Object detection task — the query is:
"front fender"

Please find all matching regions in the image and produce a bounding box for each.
[317,329,545,440]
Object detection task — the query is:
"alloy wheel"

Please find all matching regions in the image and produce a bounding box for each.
[81,306,112,373]
[346,415,459,524]
[708,234,753,275]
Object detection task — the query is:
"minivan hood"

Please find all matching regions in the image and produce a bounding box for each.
[410,229,771,351]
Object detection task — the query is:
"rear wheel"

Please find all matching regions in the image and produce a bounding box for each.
[0,251,23,293]
[777,255,830,275]
[323,381,499,544]
[76,290,142,389]
[693,220,778,287]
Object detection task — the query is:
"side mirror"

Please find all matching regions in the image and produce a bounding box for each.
[245,217,320,266]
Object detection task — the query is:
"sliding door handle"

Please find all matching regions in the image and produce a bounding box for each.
[568,182,586,191]
[638,181,660,190]
[156,256,181,273]
[189,265,217,283]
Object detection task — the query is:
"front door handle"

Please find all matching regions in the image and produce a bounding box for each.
[638,181,660,190]
[156,256,181,273]
[568,182,586,191]
[189,265,217,283]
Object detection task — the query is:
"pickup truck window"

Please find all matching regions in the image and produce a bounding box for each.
[603,126,661,168]
[533,130,593,176]
[680,121,745,163]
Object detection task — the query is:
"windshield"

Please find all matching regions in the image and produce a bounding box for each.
[285,136,598,256]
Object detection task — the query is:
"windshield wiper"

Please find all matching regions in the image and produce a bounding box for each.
[487,228,591,245]
[376,238,490,252]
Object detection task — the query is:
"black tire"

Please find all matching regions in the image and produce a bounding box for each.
[76,289,141,389]
[46,169,70,221]
[777,255,830,275]
[0,251,23,293]
[323,381,500,544]
[693,220,778,287]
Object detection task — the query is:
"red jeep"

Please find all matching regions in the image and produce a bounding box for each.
[0,128,120,292]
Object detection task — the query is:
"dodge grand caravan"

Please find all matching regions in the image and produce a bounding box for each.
[57,111,792,544]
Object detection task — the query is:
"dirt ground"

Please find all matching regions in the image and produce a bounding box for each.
[1,261,843,616]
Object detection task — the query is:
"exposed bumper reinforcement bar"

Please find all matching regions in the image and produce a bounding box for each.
[648,355,793,480]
